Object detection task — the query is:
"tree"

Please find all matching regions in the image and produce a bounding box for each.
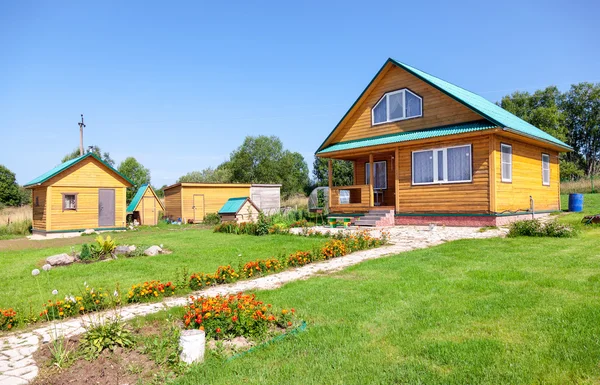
[0,165,21,206]
[560,82,600,175]
[62,146,115,166]
[500,86,567,142]
[177,166,232,183]
[154,185,166,198]
[312,157,354,187]
[117,157,151,203]
[227,136,309,197]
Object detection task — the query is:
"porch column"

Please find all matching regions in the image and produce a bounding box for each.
[328,159,333,209]
[369,153,374,207]
[394,147,400,213]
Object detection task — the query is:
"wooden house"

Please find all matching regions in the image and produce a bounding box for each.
[218,197,260,223]
[163,183,280,222]
[126,184,165,226]
[316,58,572,227]
[24,153,133,234]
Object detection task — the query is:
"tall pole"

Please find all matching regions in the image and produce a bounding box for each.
[78,114,86,156]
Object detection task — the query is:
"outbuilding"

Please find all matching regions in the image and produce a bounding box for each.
[126,184,165,226]
[163,183,280,222]
[24,153,133,235]
[218,197,260,223]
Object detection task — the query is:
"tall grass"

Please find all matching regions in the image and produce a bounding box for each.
[281,194,308,209]
[561,177,599,194]
[0,205,32,236]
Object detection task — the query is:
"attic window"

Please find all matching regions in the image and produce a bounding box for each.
[372,89,422,125]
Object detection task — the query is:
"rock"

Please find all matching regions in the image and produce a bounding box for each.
[114,245,131,255]
[46,253,75,266]
[144,246,162,256]
[83,229,96,235]
[128,245,136,253]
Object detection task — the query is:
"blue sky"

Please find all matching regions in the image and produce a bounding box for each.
[1,0,598,186]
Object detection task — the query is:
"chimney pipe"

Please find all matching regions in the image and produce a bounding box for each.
[78,114,85,156]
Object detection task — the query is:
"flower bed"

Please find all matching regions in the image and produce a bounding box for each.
[0,308,17,330]
[127,280,177,303]
[183,293,297,339]
[240,258,283,278]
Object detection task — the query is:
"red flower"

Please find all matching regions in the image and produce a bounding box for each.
[216,327,221,333]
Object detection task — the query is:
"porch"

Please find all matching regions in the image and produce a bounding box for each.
[327,150,398,214]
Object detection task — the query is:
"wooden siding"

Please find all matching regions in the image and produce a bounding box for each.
[354,154,396,207]
[328,64,483,146]
[180,186,251,222]
[44,157,129,188]
[397,135,491,214]
[494,135,560,212]
[164,186,182,220]
[250,186,281,214]
[32,187,47,231]
[49,187,127,231]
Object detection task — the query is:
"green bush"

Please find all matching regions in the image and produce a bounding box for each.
[80,318,135,359]
[508,219,575,238]
[0,219,32,236]
[203,213,221,226]
[79,244,93,261]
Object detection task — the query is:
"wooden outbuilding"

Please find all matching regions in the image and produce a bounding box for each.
[24,153,133,235]
[316,58,572,227]
[126,184,165,226]
[163,183,280,222]
[218,197,260,223]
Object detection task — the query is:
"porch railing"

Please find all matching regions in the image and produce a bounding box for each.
[330,185,373,212]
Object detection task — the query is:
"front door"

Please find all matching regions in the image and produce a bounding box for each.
[193,194,204,222]
[142,196,156,225]
[98,189,116,227]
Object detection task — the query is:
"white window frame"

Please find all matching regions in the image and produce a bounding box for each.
[501,144,512,183]
[542,153,550,186]
[411,144,472,185]
[365,161,387,190]
[372,89,423,126]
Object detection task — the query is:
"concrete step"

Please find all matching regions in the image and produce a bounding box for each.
[359,215,388,221]
[356,219,378,226]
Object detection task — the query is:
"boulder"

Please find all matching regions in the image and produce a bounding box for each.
[128,245,137,253]
[46,253,76,266]
[114,245,131,255]
[144,245,163,256]
[83,229,96,235]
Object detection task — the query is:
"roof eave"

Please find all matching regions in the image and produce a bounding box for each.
[501,127,573,152]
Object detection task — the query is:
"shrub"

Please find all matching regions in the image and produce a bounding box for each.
[289,219,309,228]
[95,235,116,256]
[80,318,135,359]
[182,293,297,339]
[214,265,240,284]
[240,258,283,278]
[508,219,575,238]
[321,239,347,259]
[268,223,289,234]
[79,244,94,261]
[203,213,221,226]
[0,219,32,236]
[127,281,177,303]
[0,308,17,330]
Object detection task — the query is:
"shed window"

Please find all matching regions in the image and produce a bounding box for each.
[372,89,422,125]
[501,144,512,183]
[542,153,550,186]
[365,161,387,189]
[35,196,39,207]
[412,145,472,185]
[62,194,77,211]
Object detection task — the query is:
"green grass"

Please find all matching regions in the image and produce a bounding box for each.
[0,228,326,313]
[560,193,600,229]
[169,197,600,385]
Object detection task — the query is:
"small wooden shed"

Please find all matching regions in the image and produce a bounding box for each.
[24,153,133,235]
[126,184,165,226]
[163,183,281,222]
[218,197,260,223]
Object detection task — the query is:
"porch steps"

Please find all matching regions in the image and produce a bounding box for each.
[355,209,395,227]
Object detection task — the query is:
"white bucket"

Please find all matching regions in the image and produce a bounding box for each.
[179,329,206,364]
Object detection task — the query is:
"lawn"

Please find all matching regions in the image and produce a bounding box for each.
[0,227,327,313]
[170,196,600,385]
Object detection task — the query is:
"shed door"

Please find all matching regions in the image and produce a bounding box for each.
[193,194,204,222]
[98,189,116,227]
[142,197,156,225]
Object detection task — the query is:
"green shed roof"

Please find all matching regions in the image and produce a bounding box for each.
[127,184,148,213]
[318,121,496,154]
[317,58,571,153]
[24,152,134,188]
[218,197,250,214]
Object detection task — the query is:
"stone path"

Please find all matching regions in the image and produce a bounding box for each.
[0,226,503,384]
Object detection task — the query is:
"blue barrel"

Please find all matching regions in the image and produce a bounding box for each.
[568,193,584,212]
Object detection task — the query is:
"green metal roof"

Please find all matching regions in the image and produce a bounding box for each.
[127,184,149,213]
[317,58,572,153]
[218,197,250,214]
[24,152,134,188]
[318,121,496,154]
